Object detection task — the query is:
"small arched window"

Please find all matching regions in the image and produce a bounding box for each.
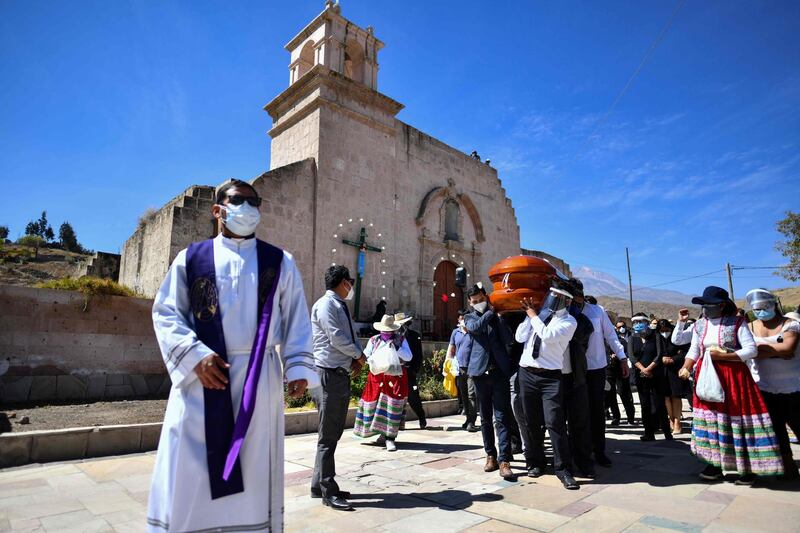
[444,200,460,241]
[298,40,315,78]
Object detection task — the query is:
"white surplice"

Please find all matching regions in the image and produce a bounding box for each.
[147,234,319,533]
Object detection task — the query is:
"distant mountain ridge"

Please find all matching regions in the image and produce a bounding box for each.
[575,266,694,306]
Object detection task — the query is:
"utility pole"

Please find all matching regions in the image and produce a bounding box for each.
[626,247,634,318]
[726,262,735,301]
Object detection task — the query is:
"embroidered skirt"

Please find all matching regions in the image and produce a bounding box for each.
[691,357,783,476]
[354,368,409,439]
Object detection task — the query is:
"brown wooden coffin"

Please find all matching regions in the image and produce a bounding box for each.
[488,255,559,313]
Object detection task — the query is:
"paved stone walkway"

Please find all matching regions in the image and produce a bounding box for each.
[1,404,799,532]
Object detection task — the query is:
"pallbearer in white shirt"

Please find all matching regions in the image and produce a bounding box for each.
[147,180,320,532]
[515,287,580,490]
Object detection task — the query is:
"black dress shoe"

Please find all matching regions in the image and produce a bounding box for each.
[466,423,479,433]
[527,466,543,478]
[575,469,596,479]
[610,419,620,427]
[556,472,580,490]
[322,495,353,511]
[640,434,655,442]
[596,454,612,467]
[419,419,428,429]
[311,489,351,499]
[664,432,674,441]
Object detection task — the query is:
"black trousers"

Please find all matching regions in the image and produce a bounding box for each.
[519,367,572,473]
[636,374,671,437]
[606,374,636,422]
[563,373,593,472]
[473,368,514,462]
[311,367,351,498]
[406,367,426,424]
[457,370,477,424]
[762,390,800,456]
[586,368,608,457]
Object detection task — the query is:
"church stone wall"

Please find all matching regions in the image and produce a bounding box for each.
[118,186,215,297]
[251,159,318,300]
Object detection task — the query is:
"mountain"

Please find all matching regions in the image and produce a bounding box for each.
[575,266,694,306]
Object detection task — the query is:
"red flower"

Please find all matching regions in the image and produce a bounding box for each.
[441,293,449,302]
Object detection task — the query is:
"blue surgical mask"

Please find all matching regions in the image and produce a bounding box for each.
[754,308,776,321]
[633,322,647,334]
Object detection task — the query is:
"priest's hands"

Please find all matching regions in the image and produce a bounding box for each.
[195,354,230,390]
[287,379,308,399]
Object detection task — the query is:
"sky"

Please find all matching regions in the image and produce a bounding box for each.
[1,0,798,298]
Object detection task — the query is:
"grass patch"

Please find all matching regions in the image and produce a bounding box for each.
[36,276,136,297]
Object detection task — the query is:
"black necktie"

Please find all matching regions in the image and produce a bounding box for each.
[340,302,356,343]
[532,315,553,359]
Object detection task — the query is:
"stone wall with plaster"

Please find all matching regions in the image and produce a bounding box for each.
[0,285,168,404]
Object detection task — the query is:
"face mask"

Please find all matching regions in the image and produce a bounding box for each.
[345,282,355,301]
[649,323,658,330]
[702,305,723,319]
[754,308,776,321]
[473,301,488,313]
[632,322,647,334]
[618,327,626,334]
[220,202,260,236]
[661,332,670,339]
[380,332,394,342]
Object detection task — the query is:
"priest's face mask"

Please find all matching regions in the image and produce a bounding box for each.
[212,185,262,237]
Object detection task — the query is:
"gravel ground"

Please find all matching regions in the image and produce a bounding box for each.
[0,399,168,433]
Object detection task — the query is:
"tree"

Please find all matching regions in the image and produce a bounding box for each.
[24,211,54,243]
[59,222,80,252]
[775,211,800,282]
[0,225,8,241]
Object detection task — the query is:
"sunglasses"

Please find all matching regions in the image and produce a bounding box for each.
[226,194,262,207]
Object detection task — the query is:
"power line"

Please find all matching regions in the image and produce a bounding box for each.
[576,0,686,158]
[597,269,725,297]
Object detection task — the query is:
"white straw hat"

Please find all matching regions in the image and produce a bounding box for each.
[373,314,401,332]
[393,312,413,325]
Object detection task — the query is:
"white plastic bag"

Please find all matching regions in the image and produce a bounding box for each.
[369,342,403,376]
[696,350,725,403]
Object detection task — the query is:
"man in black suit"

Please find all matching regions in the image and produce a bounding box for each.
[463,284,516,480]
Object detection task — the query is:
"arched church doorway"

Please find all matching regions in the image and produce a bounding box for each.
[433,261,464,340]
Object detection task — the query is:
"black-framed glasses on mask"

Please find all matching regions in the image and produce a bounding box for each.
[226,194,262,207]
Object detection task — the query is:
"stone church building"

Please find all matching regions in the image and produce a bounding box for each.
[120,3,562,339]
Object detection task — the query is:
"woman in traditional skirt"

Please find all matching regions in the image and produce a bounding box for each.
[353,314,412,452]
[745,288,800,480]
[678,286,783,484]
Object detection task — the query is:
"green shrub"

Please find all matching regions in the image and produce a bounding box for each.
[36,276,136,297]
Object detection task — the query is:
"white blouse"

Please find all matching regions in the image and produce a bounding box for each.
[749,320,800,394]
[686,317,757,362]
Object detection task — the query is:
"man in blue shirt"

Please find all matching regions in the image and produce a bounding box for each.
[447,311,478,432]
[310,266,366,511]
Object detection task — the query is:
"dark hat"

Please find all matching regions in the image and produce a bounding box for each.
[691,286,731,306]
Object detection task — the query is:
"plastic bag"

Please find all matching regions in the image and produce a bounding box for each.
[696,349,725,403]
[442,359,459,397]
[369,341,403,376]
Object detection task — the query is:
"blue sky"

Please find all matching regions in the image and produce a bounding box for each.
[1,0,798,297]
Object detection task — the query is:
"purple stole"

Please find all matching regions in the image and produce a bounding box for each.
[185,238,284,500]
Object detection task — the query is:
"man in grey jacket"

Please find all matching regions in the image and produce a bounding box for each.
[310,266,366,511]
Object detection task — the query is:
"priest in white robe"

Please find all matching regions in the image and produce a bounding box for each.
[147,179,319,532]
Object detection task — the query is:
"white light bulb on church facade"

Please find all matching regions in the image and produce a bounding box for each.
[382,246,385,250]
[381,285,386,289]
[359,218,363,222]
[369,223,373,227]
[348,218,352,222]
[381,271,386,275]
[331,262,336,266]
[377,233,382,237]
[450,293,455,298]
[332,248,336,253]
[338,223,343,227]
[334,234,338,238]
